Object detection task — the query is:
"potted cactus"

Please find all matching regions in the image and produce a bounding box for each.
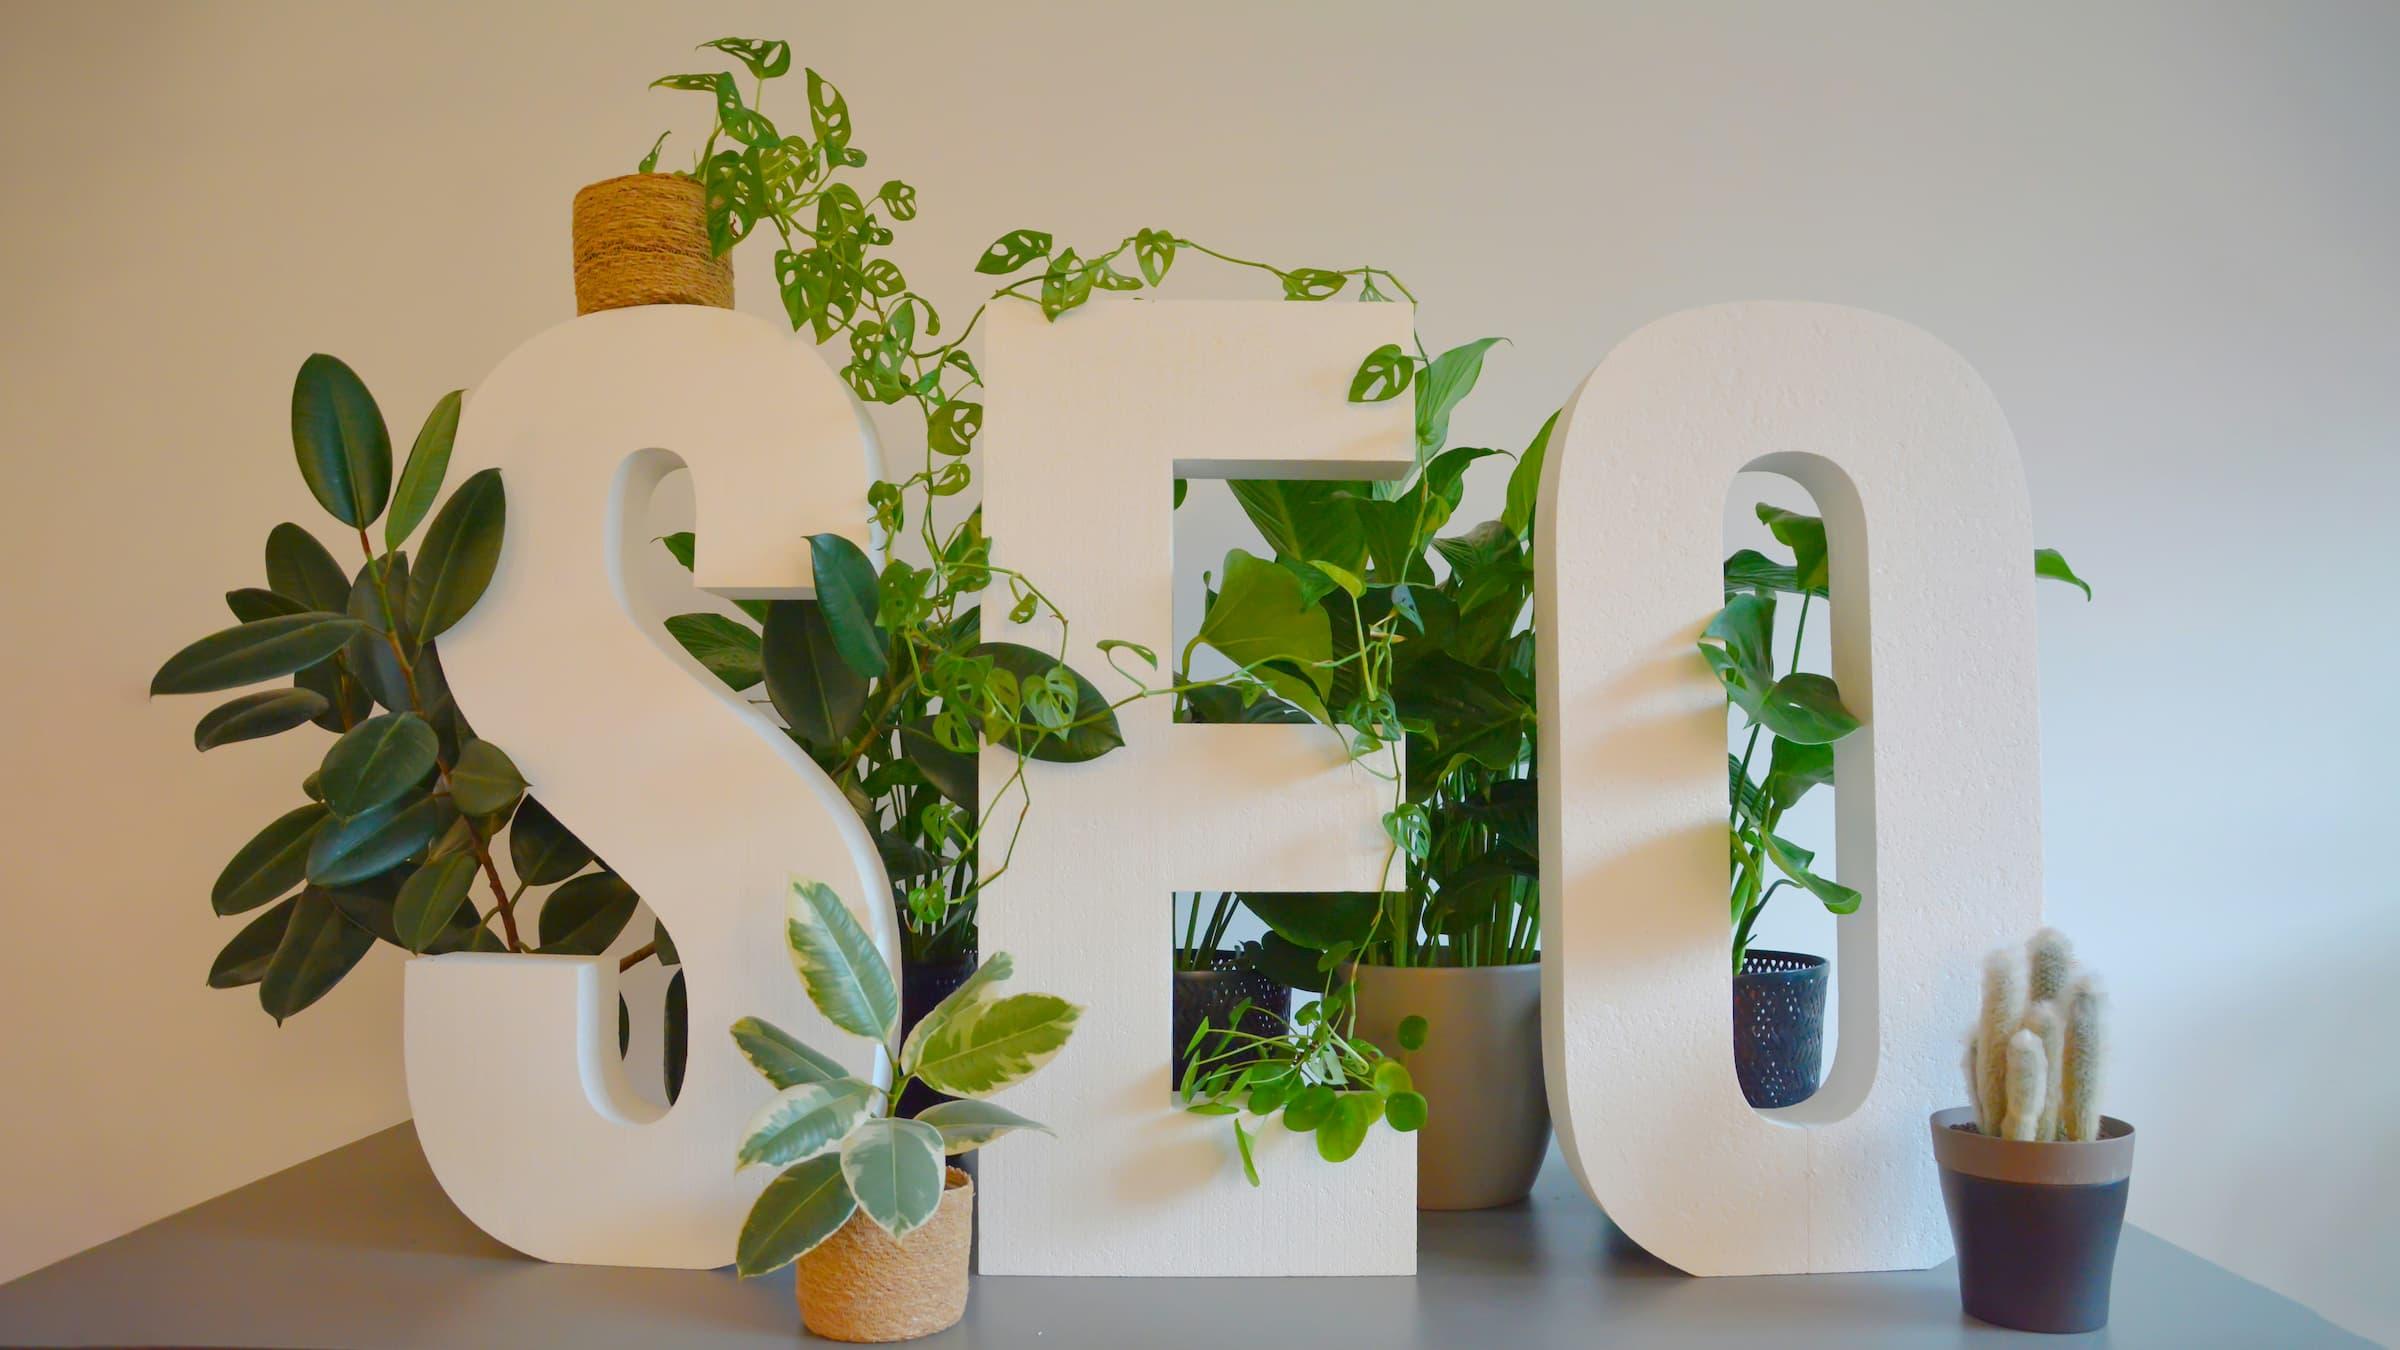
[1930,928,2133,1334]
[731,879,1079,1342]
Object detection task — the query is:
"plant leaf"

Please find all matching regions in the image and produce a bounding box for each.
[738,1078,879,1169]
[208,895,298,988]
[1241,893,1379,953]
[1348,343,1412,403]
[318,711,438,817]
[975,643,1124,764]
[259,888,377,1023]
[915,1099,1051,1154]
[786,879,900,1041]
[508,796,591,885]
[406,468,505,644]
[839,1117,946,1241]
[1757,672,1860,745]
[213,804,331,915]
[1196,548,1334,700]
[975,228,1052,275]
[394,852,478,953]
[807,533,887,679]
[447,738,526,816]
[761,600,866,750]
[735,1154,856,1277]
[908,991,1081,1099]
[153,613,366,695]
[387,390,462,549]
[1415,338,1503,455]
[1762,832,1863,914]
[664,612,763,690]
[1502,411,1556,539]
[306,793,453,887]
[1756,505,1829,592]
[290,354,392,528]
[1763,736,1836,810]
[264,522,352,612]
[537,872,639,955]
[2035,547,2092,600]
[194,688,328,751]
[1315,1090,1383,1162]
[730,1016,849,1089]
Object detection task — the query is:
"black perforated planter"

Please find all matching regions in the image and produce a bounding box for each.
[1172,955,1291,1086]
[1733,949,1827,1108]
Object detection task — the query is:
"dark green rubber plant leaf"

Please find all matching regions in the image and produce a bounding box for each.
[208,895,298,989]
[386,389,462,550]
[264,522,352,612]
[259,888,378,1022]
[975,643,1123,764]
[762,600,867,752]
[213,803,331,915]
[290,353,392,528]
[508,796,592,886]
[447,738,525,817]
[306,794,454,887]
[806,533,887,679]
[194,688,328,751]
[406,468,505,645]
[317,711,438,817]
[153,613,366,695]
[537,872,640,955]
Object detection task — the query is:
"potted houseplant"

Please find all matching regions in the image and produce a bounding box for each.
[1178,984,1427,1186]
[151,356,691,1090]
[731,879,1077,1341]
[1708,518,2091,1107]
[1933,928,2132,1334]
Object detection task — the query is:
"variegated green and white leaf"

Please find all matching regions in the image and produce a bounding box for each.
[736,1077,879,1170]
[914,1098,1052,1155]
[784,878,899,1041]
[897,951,1012,1074]
[909,991,1082,1099]
[839,1116,946,1241]
[730,1015,848,1089]
[734,1154,855,1277]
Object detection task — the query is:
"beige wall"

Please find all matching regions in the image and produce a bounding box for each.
[2,1,2393,1341]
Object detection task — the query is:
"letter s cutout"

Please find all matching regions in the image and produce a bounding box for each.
[405,306,898,1268]
[1537,302,2043,1274]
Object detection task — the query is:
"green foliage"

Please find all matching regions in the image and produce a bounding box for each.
[731,879,1078,1273]
[160,357,685,1064]
[1178,990,1424,1185]
[1711,506,2090,968]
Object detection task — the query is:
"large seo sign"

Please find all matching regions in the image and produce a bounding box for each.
[414,306,895,1268]
[413,298,2041,1279]
[1535,302,2042,1274]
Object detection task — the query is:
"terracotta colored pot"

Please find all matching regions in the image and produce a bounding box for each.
[796,1167,973,1342]
[1349,961,1550,1210]
[1931,1107,2136,1334]
[569,173,732,315]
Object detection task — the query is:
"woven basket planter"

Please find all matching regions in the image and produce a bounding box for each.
[796,1167,973,1342]
[569,173,732,315]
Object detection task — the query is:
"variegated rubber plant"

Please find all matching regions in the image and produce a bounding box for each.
[731,879,1080,1275]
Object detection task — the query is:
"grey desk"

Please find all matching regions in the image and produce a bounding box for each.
[0,1124,2363,1348]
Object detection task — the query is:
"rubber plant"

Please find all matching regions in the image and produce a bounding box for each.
[1710,513,2093,970]
[153,358,688,1092]
[731,879,1077,1274]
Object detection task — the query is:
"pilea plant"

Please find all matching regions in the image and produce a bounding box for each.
[1179,1000,1428,1186]
[152,358,685,1057]
[1966,927,2106,1142]
[1709,514,2092,971]
[732,880,1076,1275]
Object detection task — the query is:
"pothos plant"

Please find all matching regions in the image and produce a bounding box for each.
[1708,509,2093,971]
[731,880,1076,1275]
[153,358,685,1067]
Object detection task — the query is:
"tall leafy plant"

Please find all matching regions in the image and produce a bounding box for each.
[1709,509,2093,970]
[153,358,683,1048]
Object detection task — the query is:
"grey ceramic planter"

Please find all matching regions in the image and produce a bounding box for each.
[1931,1107,2137,1334]
[1350,961,1550,1210]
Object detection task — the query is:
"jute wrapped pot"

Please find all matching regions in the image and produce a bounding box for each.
[569,172,732,315]
[796,1167,973,1342]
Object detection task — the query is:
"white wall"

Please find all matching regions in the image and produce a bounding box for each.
[1,1,2390,1339]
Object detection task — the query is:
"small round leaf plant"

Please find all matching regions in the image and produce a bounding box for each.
[731,879,1080,1275]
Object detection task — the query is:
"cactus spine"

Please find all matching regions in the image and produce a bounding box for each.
[1975,948,2026,1136]
[2002,1029,2046,1141]
[2060,976,2105,1142]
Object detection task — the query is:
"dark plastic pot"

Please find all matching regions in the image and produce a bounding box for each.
[1733,948,1826,1108]
[1171,955,1290,1087]
[1931,1107,2136,1334]
[898,953,976,1119]
[1349,961,1550,1210]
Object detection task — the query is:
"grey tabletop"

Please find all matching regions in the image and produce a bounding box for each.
[0,1124,2365,1349]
